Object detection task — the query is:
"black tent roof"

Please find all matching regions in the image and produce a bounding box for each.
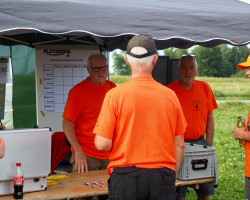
[1,0,250,50]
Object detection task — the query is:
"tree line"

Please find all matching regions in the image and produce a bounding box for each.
[111,45,250,78]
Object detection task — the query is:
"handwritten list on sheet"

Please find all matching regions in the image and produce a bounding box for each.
[43,64,88,113]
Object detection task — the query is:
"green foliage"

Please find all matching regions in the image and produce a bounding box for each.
[191,45,250,77]
[220,45,249,77]
[232,69,249,78]
[163,48,188,58]
[112,45,249,77]
[191,46,224,77]
[112,51,131,75]
[109,75,131,85]
[161,45,249,77]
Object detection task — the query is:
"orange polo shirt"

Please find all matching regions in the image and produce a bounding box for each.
[63,78,116,159]
[94,76,187,175]
[245,109,250,177]
[167,80,218,140]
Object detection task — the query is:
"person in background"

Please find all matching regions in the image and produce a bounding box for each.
[94,34,187,200]
[232,55,250,200]
[62,54,116,173]
[0,136,5,158]
[167,55,218,200]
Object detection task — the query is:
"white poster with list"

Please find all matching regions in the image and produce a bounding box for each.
[35,46,99,132]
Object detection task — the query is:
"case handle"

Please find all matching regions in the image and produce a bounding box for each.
[191,159,208,170]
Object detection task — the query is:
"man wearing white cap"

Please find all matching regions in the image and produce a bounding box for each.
[232,55,250,200]
[94,34,187,200]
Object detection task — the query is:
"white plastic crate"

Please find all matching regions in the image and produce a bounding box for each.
[177,143,217,181]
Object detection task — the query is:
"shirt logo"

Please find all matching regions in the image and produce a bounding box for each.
[192,100,201,111]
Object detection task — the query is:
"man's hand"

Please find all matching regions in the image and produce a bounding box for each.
[63,118,88,173]
[0,125,6,130]
[74,151,88,173]
[232,127,245,140]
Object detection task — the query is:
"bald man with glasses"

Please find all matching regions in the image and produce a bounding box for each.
[63,54,116,173]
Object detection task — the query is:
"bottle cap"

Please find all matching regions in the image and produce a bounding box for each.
[16,163,21,166]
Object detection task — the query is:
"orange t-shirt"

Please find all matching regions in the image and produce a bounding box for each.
[94,76,187,175]
[63,78,116,159]
[245,109,250,177]
[167,80,218,140]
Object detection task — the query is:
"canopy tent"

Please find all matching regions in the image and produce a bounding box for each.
[0,0,250,50]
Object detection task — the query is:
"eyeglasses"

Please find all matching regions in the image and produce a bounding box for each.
[90,65,108,72]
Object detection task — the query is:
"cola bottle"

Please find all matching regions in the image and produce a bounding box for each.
[13,162,24,199]
[237,116,245,147]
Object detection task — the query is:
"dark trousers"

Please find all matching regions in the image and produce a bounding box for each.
[108,165,177,200]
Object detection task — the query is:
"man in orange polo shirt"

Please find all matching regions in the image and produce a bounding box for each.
[94,34,187,200]
[63,54,116,173]
[167,55,218,200]
[232,55,250,200]
[0,136,4,158]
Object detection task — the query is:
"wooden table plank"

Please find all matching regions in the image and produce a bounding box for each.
[0,170,214,200]
[176,177,214,186]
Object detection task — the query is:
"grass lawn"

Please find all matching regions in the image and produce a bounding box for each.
[110,76,250,100]
[196,77,249,100]
[110,75,250,199]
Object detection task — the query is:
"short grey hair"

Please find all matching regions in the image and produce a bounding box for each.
[178,55,198,68]
[126,47,155,68]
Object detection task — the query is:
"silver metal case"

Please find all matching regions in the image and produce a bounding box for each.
[0,128,51,195]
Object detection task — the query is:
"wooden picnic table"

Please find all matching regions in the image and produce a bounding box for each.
[0,170,214,200]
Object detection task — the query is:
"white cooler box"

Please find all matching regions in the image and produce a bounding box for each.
[177,143,218,186]
[0,128,51,196]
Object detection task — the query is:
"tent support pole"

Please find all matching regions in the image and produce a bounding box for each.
[0,35,30,46]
